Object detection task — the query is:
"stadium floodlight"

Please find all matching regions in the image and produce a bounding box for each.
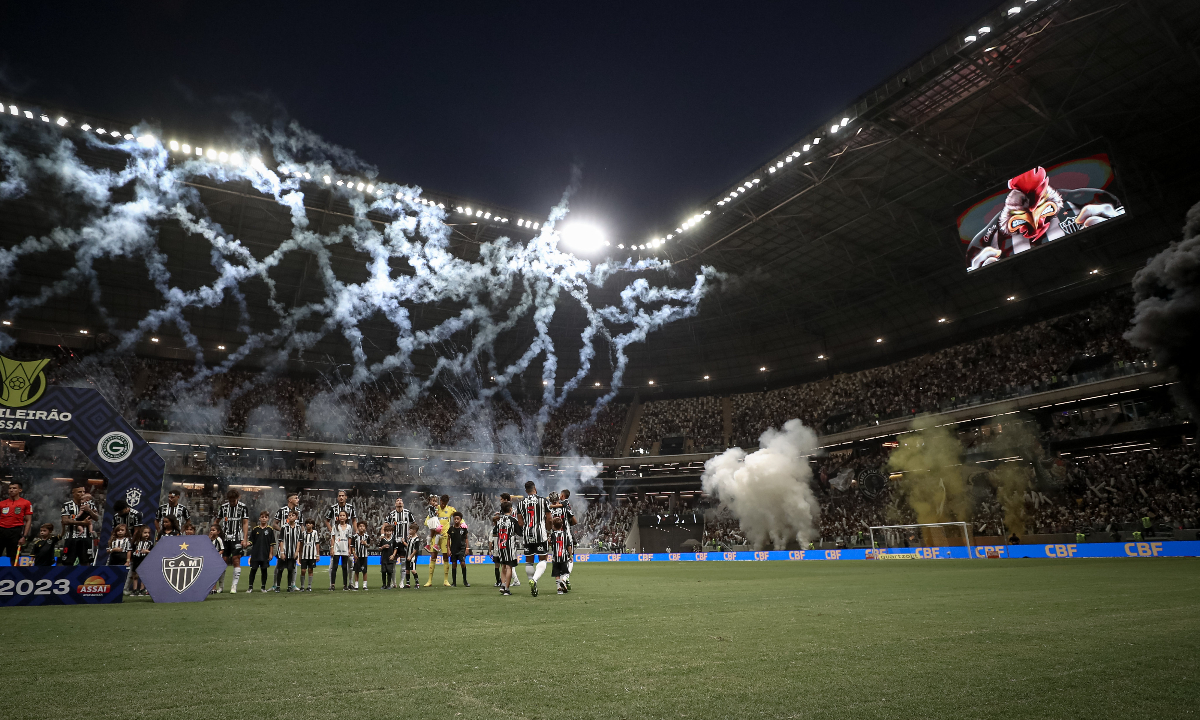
[356,182,365,191]
[831,124,840,133]
[938,318,947,323]
[169,140,179,150]
[195,147,203,156]
[785,157,793,163]
[25,111,34,119]
[1089,269,1100,275]
[703,375,710,380]
[218,151,228,162]
[56,116,67,126]
[759,366,766,372]
[1007,6,1020,15]
[324,176,332,184]
[40,114,49,123]
[666,233,673,239]
[1007,295,1016,301]
[813,137,820,145]
[217,344,226,350]
[111,130,121,138]
[181,144,190,153]
[752,178,759,184]
[484,212,491,219]
[79,329,88,334]
[876,338,883,343]
[206,149,217,159]
[648,380,654,385]
[366,184,374,193]
[1,320,10,326]
[841,117,849,126]
[125,133,135,140]
[96,127,106,134]
[594,382,601,387]
[803,144,810,151]
[769,167,776,174]
[979,25,991,34]
[532,222,539,229]
[9,106,18,116]
[964,34,977,43]
[817,354,825,359]
[559,221,606,254]
[150,337,159,342]
[336,180,344,186]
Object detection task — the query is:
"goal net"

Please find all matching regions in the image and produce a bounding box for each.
[868,522,973,558]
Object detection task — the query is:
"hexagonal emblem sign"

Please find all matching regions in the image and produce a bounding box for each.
[140,536,225,603]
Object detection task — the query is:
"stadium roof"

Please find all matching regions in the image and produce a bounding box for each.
[3,0,1200,399]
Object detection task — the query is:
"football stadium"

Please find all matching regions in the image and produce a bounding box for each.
[3,1,1200,718]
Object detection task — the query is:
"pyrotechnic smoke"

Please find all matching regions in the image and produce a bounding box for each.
[0,113,716,453]
[700,419,820,550]
[887,416,971,523]
[1127,199,1200,419]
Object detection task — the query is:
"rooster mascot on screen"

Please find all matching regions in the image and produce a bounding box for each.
[966,166,1123,271]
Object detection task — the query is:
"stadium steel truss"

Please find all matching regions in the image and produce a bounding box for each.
[1,0,1199,401]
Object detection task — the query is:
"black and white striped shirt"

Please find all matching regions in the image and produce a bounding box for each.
[109,537,132,555]
[113,509,143,532]
[133,539,154,558]
[215,501,251,542]
[518,495,548,543]
[278,524,303,558]
[209,536,225,554]
[351,533,371,558]
[494,514,523,562]
[550,500,575,545]
[274,505,303,527]
[156,501,191,524]
[299,529,321,560]
[61,499,98,539]
[384,509,416,540]
[325,503,357,526]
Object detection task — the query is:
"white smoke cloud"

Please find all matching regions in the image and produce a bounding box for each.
[0,113,719,452]
[700,418,821,550]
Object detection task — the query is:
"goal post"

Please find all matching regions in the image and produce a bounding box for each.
[868,522,974,558]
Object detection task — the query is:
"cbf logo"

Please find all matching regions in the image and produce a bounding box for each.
[97,431,133,463]
[125,488,143,508]
[0,356,49,408]
[163,552,204,593]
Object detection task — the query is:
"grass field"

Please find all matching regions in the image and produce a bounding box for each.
[3,558,1199,719]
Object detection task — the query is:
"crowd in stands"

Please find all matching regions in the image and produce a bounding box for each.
[632,396,724,454]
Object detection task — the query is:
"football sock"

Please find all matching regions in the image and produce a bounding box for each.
[218,566,227,589]
[494,565,501,584]
[460,564,467,585]
[232,567,242,592]
[443,563,450,584]
[568,560,574,573]
[533,560,546,582]
[525,563,534,581]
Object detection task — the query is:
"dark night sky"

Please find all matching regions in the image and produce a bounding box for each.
[3,0,996,244]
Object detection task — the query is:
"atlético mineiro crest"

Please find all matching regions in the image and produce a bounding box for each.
[125,487,143,507]
[162,552,203,593]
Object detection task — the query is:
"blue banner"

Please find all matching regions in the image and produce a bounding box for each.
[0,565,126,606]
[221,540,1199,567]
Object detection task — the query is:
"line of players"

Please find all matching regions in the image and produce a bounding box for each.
[198,481,577,597]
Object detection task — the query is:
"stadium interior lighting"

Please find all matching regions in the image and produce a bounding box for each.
[95,127,106,134]
[206,149,217,159]
[25,111,34,119]
[9,106,17,116]
[560,221,607,253]
[1007,295,1016,301]
[648,380,655,385]
[759,366,766,372]
[150,337,159,342]
[803,144,810,151]
[323,175,331,184]
[79,329,88,334]
[831,124,840,133]
[841,118,849,126]
[876,338,883,343]
[336,180,344,186]
[218,151,228,162]
[366,184,374,193]
[594,382,601,387]
[813,137,820,145]
[769,167,776,173]
[56,116,67,126]
[964,34,977,43]
[356,182,365,191]
[703,375,710,380]
[1089,269,1100,275]
[979,25,991,34]
[181,143,190,153]
[1007,6,1021,15]
[169,140,179,150]
[938,318,947,323]
[217,344,226,350]
[817,354,825,359]
[1,320,9,326]
[542,380,549,386]
[195,147,203,156]
[617,243,624,249]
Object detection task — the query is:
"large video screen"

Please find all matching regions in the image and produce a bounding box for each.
[959,154,1124,272]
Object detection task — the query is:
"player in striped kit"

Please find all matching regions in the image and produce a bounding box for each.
[549,516,571,594]
[297,519,321,592]
[325,490,357,535]
[384,498,415,589]
[518,481,551,596]
[493,501,523,595]
[550,489,578,590]
[273,493,303,531]
[214,489,251,593]
[274,512,302,592]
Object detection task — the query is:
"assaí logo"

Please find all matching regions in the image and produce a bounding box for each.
[77,576,112,595]
[0,356,50,408]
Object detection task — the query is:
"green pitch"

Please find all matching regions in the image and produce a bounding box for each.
[4,559,1198,719]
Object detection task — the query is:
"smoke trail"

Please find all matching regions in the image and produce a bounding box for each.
[0,111,716,450]
[700,419,821,550]
[887,416,971,524]
[1127,199,1200,419]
